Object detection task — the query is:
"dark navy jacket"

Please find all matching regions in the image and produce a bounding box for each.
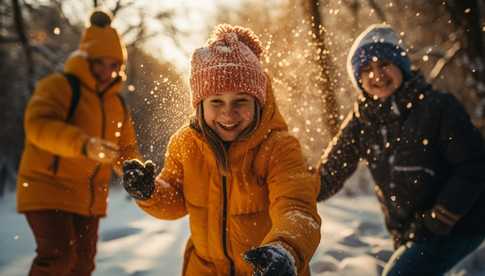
[318,74,485,240]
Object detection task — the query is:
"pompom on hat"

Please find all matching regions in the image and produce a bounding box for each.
[79,10,127,62]
[190,24,267,108]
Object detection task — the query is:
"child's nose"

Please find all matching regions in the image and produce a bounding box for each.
[221,107,237,118]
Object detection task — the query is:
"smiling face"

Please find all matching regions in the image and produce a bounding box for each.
[202,92,256,142]
[359,59,403,101]
[89,57,121,87]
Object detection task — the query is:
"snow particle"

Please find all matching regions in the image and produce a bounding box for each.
[53,27,61,35]
[419,94,425,100]
[464,8,471,14]
[22,182,29,188]
[98,152,106,159]
[390,195,396,201]
[14,235,19,240]
[406,102,413,109]
[128,85,135,92]
[422,55,429,62]
[385,142,390,148]
[115,131,121,137]
[422,139,429,145]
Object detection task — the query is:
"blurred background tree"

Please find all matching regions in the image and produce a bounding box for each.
[0,0,484,196]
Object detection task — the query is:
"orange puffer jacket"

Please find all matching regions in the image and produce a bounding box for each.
[17,52,140,216]
[137,80,321,275]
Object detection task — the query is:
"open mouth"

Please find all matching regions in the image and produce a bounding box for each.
[217,122,240,131]
[372,78,392,89]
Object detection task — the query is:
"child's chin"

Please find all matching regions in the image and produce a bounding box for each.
[218,133,238,142]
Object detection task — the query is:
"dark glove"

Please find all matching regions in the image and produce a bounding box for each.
[404,209,455,243]
[122,159,156,200]
[243,244,296,276]
[422,206,457,236]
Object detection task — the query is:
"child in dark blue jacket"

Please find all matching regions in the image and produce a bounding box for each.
[317,24,485,275]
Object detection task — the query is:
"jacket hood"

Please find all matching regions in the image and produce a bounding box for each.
[232,75,288,154]
[63,51,123,95]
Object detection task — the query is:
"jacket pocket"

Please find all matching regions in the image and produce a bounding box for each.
[391,145,436,213]
[183,239,216,276]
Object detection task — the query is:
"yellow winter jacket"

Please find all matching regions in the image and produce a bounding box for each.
[17,52,140,216]
[137,79,321,275]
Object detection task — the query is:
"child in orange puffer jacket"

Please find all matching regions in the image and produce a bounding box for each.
[122,24,321,276]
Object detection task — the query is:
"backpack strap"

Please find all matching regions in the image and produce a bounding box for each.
[63,73,81,122]
[49,73,82,174]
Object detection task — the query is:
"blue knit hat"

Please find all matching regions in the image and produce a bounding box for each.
[347,24,412,92]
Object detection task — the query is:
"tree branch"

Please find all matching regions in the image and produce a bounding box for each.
[367,0,387,22]
[429,41,462,81]
[12,0,34,92]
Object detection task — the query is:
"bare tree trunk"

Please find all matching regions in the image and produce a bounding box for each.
[367,0,387,22]
[447,0,485,80]
[347,0,361,34]
[12,0,34,92]
[446,0,485,116]
[303,0,339,137]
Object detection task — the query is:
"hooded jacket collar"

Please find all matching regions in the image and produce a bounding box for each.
[63,51,123,96]
[354,73,432,125]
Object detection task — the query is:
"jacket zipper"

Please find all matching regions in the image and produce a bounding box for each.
[221,175,235,276]
[88,92,106,214]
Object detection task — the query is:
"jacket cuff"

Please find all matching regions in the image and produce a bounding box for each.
[431,204,461,227]
[78,135,90,157]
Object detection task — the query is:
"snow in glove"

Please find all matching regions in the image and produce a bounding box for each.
[244,244,296,276]
[122,159,156,200]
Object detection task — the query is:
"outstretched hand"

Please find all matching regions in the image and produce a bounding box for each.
[244,244,296,276]
[122,159,156,200]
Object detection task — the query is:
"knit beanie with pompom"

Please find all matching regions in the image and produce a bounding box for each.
[190,24,267,108]
[79,10,126,62]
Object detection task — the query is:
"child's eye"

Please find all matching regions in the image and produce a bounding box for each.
[210,100,224,107]
[234,99,249,106]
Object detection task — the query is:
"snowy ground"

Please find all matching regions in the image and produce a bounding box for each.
[1,179,484,275]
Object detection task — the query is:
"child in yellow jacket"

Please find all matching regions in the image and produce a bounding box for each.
[122,24,321,276]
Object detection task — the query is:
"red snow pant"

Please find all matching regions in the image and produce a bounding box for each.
[25,210,100,276]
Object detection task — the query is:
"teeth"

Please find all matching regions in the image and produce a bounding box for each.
[219,122,237,129]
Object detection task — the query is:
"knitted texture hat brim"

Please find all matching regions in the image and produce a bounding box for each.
[190,24,267,108]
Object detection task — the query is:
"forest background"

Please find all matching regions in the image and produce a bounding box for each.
[1,0,484,196]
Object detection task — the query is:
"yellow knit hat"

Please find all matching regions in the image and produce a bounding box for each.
[79,10,126,62]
